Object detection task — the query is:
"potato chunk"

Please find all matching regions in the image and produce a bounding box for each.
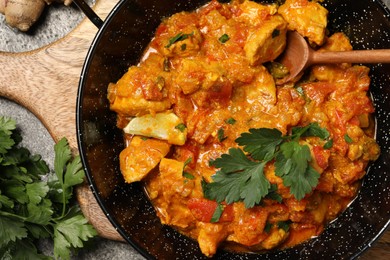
[278,0,328,46]
[119,136,171,183]
[244,15,287,65]
[123,111,187,145]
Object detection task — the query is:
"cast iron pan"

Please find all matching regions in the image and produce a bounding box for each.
[76,0,390,259]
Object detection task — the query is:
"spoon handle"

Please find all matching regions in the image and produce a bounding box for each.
[311,49,390,64]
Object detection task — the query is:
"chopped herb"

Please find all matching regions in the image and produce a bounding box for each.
[277,220,292,232]
[323,139,333,149]
[344,134,353,143]
[184,157,192,168]
[264,222,273,233]
[163,58,170,72]
[175,123,187,132]
[156,76,165,90]
[181,44,187,51]
[141,136,149,141]
[210,202,224,223]
[183,172,195,180]
[225,117,236,125]
[182,157,194,179]
[217,128,227,142]
[266,62,289,79]
[272,29,280,38]
[218,34,230,43]
[165,32,194,48]
[202,123,330,208]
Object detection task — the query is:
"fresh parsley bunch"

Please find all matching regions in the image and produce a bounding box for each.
[203,122,330,208]
[0,117,97,259]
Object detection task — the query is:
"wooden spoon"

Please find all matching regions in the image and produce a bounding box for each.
[276,31,390,85]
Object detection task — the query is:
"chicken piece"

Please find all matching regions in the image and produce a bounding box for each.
[107,54,171,117]
[261,228,288,250]
[119,136,171,183]
[278,0,328,46]
[163,28,203,58]
[197,223,229,257]
[175,59,226,95]
[244,15,287,65]
[237,0,278,26]
[123,111,187,145]
[153,158,195,228]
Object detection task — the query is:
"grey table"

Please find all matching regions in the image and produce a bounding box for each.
[0,0,389,259]
[0,1,144,259]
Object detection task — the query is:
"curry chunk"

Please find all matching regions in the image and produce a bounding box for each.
[107,56,171,117]
[197,223,229,257]
[123,111,187,145]
[152,158,196,228]
[244,15,287,65]
[278,0,328,45]
[119,136,171,183]
[237,0,278,26]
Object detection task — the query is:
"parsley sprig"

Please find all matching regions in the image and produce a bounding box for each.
[0,117,97,259]
[202,123,329,208]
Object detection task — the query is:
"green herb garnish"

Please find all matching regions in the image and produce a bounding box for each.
[277,220,292,232]
[217,128,227,142]
[218,34,230,43]
[0,117,97,259]
[182,157,195,180]
[210,202,224,223]
[266,62,290,80]
[202,123,329,208]
[264,222,273,233]
[175,123,187,132]
[225,117,236,125]
[165,32,194,48]
[344,134,353,143]
[323,139,333,149]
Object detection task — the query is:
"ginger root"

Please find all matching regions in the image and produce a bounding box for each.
[0,0,73,32]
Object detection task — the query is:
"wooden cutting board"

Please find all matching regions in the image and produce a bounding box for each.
[0,0,388,258]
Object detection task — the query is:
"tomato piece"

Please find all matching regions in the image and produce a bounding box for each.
[188,198,234,223]
[312,145,330,169]
[303,82,336,104]
[175,142,199,168]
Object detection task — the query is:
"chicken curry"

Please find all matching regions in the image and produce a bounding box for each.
[107,0,380,257]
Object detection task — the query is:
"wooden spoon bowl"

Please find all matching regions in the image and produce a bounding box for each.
[276,31,390,85]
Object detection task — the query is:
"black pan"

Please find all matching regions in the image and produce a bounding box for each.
[76,0,390,259]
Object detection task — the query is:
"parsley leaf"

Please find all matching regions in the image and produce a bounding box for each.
[205,148,270,208]
[203,123,328,207]
[210,203,224,223]
[236,128,283,161]
[0,117,97,259]
[275,142,320,200]
[53,207,97,260]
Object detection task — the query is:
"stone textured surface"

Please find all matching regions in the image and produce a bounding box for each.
[0,1,144,259]
[0,0,389,259]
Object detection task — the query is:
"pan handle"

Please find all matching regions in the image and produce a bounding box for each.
[73,0,104,29]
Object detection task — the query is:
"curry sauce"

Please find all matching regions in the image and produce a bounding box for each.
[107,0,380,257]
